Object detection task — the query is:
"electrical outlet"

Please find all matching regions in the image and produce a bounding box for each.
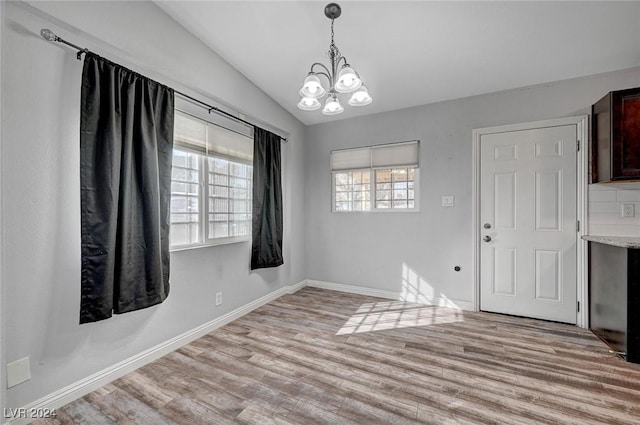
[7,357,31,388]
[215,292,223,306]
[622,203,635,218]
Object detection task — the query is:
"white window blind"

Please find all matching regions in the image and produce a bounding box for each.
[331,141,419,171]
[208,124,253,163]
[371,141,419,168]
[330,147,371,171]
[174,110,253,163]
[174,112,207,153]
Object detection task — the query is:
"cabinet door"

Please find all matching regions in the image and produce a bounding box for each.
[612,88,640,179]
[591,94,611,182]
[589,242,627,354]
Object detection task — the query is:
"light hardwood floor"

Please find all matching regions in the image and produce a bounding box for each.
[34,287,640,424]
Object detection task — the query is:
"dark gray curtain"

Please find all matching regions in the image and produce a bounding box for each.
[80,53,174,323]
[251,127,284,270]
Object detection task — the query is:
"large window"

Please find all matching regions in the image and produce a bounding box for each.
[170,111,253,248]
[331,141,419,212]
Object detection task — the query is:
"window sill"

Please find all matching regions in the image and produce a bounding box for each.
[333,208,420,214]
[170,236,250,252]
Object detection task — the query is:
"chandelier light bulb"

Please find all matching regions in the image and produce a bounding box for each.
[335,66,362,93]
[322,94,344,115]
[297,96,321,111]
[348,84,373,106]
[300,74,326,98]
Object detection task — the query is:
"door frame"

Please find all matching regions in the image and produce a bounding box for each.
[472,116,589,328]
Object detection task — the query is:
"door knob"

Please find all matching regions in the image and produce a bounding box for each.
[483,223,492,229]
[483,235,492,242]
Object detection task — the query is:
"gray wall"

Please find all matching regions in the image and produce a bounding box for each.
[305,67,640,306]
[1,1,306,409]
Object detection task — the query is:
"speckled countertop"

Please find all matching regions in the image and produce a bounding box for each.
[582,235,640,249]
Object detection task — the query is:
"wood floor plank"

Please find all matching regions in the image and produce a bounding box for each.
[158,396,236,425]
[85,388,177,425]
[110,371,178,410]
[33,287,640,424]
[54,398,118,425]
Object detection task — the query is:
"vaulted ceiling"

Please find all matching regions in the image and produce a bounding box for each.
[156,1,640,125]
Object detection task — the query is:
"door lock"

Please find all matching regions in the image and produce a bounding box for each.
[483,235,492,242]
[483,223,492,229]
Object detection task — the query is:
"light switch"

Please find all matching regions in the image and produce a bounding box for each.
[7,356,31,388]
[441,195,454,207]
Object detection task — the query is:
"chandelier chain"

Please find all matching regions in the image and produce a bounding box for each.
[331,19,334,47]
[328,18,341,65]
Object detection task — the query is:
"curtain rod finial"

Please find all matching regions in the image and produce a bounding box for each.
[40,29,58,42]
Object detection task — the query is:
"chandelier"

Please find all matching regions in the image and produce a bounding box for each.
[297,3,372,115]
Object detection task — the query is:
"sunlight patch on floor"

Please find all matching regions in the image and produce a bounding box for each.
[337,303,464,335]
[337,262,466,335]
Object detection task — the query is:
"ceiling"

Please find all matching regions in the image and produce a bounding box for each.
[156,1,640,126]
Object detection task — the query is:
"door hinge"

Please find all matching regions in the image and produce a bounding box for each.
[577,140,580,152]
[577,301,580,312]
[576,220,580,232]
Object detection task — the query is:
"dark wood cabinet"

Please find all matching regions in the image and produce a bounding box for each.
[589,241,640,363]
[591,87,640,183]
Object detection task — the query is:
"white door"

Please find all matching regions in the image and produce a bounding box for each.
[480,125,577,324]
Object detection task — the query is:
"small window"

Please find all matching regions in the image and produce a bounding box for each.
[331,141,419,212]
[170,111,253,249]
[374,168,416,209]
[334,169,371,212]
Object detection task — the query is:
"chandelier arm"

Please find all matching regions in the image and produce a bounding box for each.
[310,63,333,86]
[336,55,348,68]
[313,71,332,87]
[310,62,331,75]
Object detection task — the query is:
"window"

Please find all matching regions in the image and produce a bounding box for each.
[331,141,419,212]
[170,150,201,245]
[334,169,371,212]
[375,168,416,209]
[170,111,253,248]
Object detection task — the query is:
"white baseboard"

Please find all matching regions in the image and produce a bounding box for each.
[306,279,474,311]
[306,279,399,300]
[6,280,307,425]
[286,279,307,294]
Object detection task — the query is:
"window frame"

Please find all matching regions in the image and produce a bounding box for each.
[203,155,253,246]
[169,148,204,250]
[330,140,420,213]
[332,168,372,213]
[170,109,254,251]
[170,149,254,251]
[331,167,420,213]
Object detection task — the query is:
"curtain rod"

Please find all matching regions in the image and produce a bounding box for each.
[39,29,288,143]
